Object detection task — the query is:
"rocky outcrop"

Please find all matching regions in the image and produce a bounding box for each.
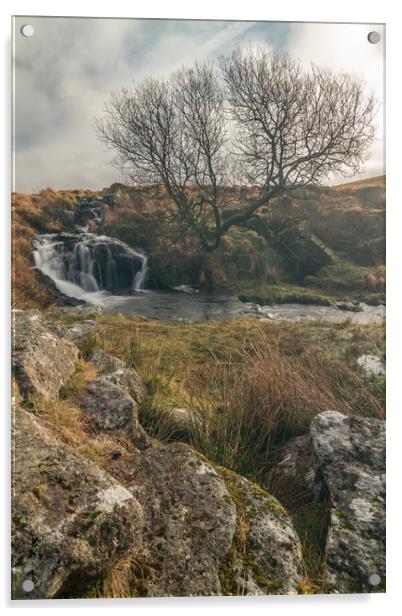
[12,408,143,599]
[310,411,385,593]
[12,310,78,400]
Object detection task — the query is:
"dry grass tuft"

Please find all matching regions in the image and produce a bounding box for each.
[188,332,384,480]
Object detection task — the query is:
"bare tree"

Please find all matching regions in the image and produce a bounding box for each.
[97,48,376,251]
[97,62,231,250]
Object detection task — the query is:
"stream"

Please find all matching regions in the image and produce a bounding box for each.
[32,232,385,324]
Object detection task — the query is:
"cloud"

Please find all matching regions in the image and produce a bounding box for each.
[286,22,385,182]
[13,18,384,192]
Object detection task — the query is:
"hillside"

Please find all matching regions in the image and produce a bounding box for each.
[11,177,385,310]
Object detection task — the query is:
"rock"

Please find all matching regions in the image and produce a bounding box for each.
[128,443,237,596]
[62,320,103,354]
[172,285,199,295]
[218,468,304,596]
[78,378,149,448]
[88,349,125,374]
[310,411,385,593]
[12,408,143,599]
[104,367,147,405]
[357,354,385,377]
[128,443,303,596]
[336,301,363,313]
[159,407,202,439]
[12,310,78,401]
[34,268,85,306]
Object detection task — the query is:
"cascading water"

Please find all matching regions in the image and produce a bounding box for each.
[33,232,149,304]
[132,255,148,292]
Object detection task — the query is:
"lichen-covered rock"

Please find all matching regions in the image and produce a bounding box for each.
[78,378,149,448]
[104,368,147,405]
[88,349,125,374]
[310,411,386,593]
[128,443,237,596]
[127,443,303,597]
[217,468,304,595]
[62,320,104,355]
[12,408,143,599]
[12,310,78,401]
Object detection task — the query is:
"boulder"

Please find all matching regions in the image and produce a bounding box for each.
[12,408,143,599]
[128,443,237,596]
[310,411,386,593]
[62,320,104,355]
[78,378,149,448]
[128,443,303,596]
[104,367,147,405]
[12,310,78,401]
[167,407,200,433]
[357,354,385,378]
[88,349,125,374]
[219,469,304,596]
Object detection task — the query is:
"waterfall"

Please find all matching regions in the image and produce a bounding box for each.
[33,233,148,304]
[90,208,102,224]
[132,255,148,292]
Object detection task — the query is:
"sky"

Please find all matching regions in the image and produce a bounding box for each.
[13,17,385,192]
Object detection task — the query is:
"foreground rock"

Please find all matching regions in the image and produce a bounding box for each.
[12,408,143,599]
[104,368,147,405]
[129,443,236,596]
[128,443,304,596]
[88,349,125,374]
[311,411,386,593]
[12,310,78,400]
[78,378,149,449]
[88,350,147,404]
[219,468,304,595]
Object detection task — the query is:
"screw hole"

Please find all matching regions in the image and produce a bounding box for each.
[22,579,35,592]
[367,31,381,44]
[368,573,381,586]
[20,24,34,37]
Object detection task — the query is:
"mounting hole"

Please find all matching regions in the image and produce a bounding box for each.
[367,31,381,44]
[22,579,34,592]
[368,573,381,587]
[20,24,34,37]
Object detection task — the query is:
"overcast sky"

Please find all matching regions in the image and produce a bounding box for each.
[13,17,385,192]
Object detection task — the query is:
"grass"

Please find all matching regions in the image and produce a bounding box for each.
[237,283,336,306]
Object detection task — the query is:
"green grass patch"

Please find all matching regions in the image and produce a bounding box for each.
[237,283,336,306]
